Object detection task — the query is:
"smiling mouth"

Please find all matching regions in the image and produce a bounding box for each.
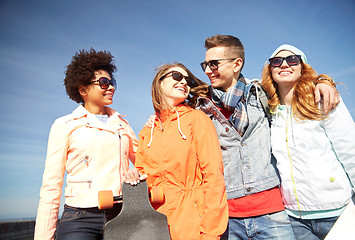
[279,71,292,75]
[209,74,220,81]
[176,87,187,93]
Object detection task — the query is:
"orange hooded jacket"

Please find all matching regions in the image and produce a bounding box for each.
[135,104,228,240]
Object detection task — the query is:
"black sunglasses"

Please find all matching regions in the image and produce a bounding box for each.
[269,55,302,68]
[161,71,195,87]
[200,58,237,72]
[89,77,117,89]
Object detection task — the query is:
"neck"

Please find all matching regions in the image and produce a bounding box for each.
[223,72,240,92]
[278,85,294,107]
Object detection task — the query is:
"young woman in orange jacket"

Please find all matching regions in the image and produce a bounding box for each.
[35,49,138,240]
[124,63,228,240]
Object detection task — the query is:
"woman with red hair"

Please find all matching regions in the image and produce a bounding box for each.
[261,44,355,240]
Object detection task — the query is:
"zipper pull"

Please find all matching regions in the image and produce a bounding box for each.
[84,156,89,167]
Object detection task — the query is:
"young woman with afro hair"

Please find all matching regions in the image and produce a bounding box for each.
[35,49,138,240]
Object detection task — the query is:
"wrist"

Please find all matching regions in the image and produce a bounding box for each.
[315,77,337,89]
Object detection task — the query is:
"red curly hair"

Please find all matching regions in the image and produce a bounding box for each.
[261,62,335,121]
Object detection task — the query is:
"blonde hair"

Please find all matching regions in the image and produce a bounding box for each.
[151,63,209,115]
[261,62,335,121]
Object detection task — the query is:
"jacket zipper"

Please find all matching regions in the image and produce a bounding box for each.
[67,180,92,189]
[68,156,89,172]
[285,109,302,217]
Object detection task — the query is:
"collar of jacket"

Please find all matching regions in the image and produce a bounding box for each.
[147,104,191,147]
[69,105,129,133]
[71,105,126,119]
[157,104,193,123]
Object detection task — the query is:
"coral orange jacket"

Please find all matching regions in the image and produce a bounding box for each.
[135,104,228,240]
[34,105,137,240]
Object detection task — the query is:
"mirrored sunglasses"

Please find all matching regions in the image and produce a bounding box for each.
[269,55,301,68]
[161,71,195,87]
[89,77,117,89]
[200,58,237,72]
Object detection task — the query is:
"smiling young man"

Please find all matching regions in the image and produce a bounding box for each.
[196,34,338,240]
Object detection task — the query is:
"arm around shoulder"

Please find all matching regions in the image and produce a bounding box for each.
[314,79,340,114]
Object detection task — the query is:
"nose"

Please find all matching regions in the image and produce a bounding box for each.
[107,83,115,91]
[280,59,289,68]
[179,77,188,85]
[204,65,213,74]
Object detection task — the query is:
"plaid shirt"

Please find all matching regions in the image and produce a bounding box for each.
[211,74,249,136]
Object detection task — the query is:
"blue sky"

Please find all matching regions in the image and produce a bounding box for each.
[0,0,354,220]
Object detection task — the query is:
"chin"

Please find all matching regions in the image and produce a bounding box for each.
[211,80,221,87]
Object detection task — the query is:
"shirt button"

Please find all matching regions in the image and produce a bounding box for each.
[225,127,229,132]
[330,177,335,182]
[246,187,252,192]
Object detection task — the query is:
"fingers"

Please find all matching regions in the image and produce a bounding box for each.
[322,89,331,114]
[123,168,143,185]
[139,174,148,181]
[315,83,339,114]
[322,85,340,114]
[329,90,340,113]
[314,86,321,105]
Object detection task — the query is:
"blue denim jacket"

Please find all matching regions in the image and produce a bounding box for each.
[196,82,280,200]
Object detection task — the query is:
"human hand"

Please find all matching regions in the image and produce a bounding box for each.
[143,115,156,128]
[123,168,147,185]
[315,83,340,114]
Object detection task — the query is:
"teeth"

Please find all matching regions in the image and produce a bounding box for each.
[279,72,291,75]
[176,87,185,92]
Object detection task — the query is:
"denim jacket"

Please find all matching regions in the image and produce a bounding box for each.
[196,82,280,200]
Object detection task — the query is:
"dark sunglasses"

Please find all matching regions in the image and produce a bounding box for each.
[269,55,302,68]
[200,58,237,72]
[89,77,117,89]
[161,71,195,87]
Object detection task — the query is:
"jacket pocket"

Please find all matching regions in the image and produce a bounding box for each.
[65,180,92,197]
[67,155,90,173]
[193,187,204,218]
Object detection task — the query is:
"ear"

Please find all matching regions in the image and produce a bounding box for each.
[78,85,87,97]
[233,58,243,73]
